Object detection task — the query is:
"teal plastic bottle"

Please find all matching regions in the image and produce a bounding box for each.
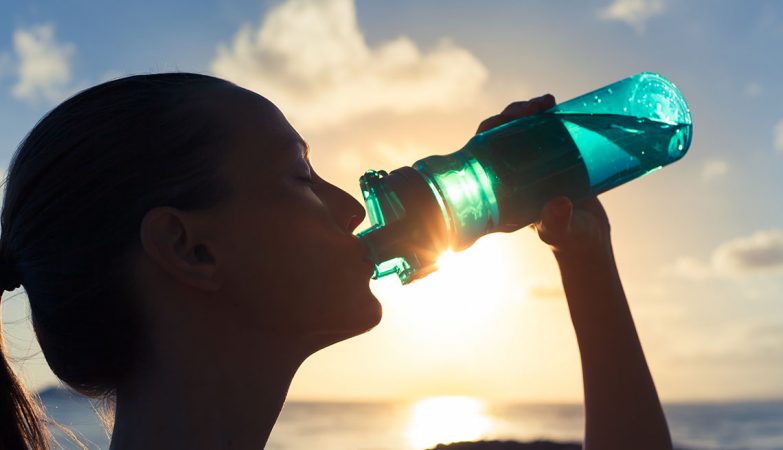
[358,72,693,284]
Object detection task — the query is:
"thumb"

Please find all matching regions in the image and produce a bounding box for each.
[535,196,573,247]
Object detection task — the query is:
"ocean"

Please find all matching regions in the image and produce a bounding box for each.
[38,388,783,450]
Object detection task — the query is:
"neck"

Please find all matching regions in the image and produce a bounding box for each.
[110,326,306,450]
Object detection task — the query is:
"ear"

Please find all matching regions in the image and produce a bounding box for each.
[139,207,222,292]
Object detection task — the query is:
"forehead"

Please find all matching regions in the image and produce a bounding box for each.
[210,84,306,172]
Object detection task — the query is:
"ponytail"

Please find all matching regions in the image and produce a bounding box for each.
[0,72,231,449]
[0,291,50,450]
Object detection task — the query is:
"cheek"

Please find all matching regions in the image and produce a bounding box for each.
[219,195,365,333]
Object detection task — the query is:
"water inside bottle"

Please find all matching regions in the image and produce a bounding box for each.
[458,111,692,232]
[555,112,691,193]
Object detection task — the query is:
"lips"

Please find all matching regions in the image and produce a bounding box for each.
[354,237,376,278]
[363,260,376,279]
[360,253,376,279]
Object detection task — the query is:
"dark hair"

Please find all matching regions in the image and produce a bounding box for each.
[0,73,234,448]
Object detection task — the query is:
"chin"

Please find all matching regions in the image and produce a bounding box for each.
[340,292,383,334]
[309,293,383,350]
[357,294,383,331]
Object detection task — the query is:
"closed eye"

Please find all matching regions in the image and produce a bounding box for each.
[297,175,316,186]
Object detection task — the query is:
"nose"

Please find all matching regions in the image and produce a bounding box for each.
[320,181,367,234]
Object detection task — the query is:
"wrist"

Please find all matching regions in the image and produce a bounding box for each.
[552,241,626,306]
[553,241,615,270]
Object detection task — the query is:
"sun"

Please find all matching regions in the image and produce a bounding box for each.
[370,233,535,353]
[406,396,492,449]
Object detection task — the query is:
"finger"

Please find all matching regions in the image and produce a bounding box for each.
[476,114,509,133]
[476,94,555,134]
[572,196,610,233]
[502,94,556,117]
[500,100,537,117]
[477,94,556,134]
[535,196,573,246]
[537,93,556,110]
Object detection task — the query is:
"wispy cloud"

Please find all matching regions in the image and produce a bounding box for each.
[598,0,666,33]
[210,0,488,132]
[775,118,783,153]
[672,321,783,369]
[713,229,783,274]
[666,256,715,280]
[701,159,730,182]
[10,24,76,104]
[667,229,783,279]
[743,81,763,98]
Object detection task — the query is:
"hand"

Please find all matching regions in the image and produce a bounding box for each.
[476,94,556,134]
[533,195,613,263]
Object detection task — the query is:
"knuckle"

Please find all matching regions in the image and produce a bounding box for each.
[502,101,531,115]
[479,117,493,127]
[478,115,503,131]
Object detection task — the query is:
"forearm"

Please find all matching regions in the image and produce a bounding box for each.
[555,247,672,450]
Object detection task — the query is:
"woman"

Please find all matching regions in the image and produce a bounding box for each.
[0,73,671,450]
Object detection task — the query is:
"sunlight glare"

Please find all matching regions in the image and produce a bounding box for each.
[370,233,540,365]
[406,396,491,449]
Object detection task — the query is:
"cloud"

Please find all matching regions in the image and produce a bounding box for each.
[210,0,488,132]
[598,0,666,33]
[10,24,76,104]
[700,160,729,182]
[775,118,783,153]
[743,81,763,98]
[668,229,783,279]
[332,140,435,176]
[713,230,783,274]
[666,256,715,280]
[673,321,783,368]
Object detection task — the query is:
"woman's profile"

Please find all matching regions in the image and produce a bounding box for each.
[0,73,672,450]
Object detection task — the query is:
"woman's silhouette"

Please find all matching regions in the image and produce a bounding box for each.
[0,73,671,450]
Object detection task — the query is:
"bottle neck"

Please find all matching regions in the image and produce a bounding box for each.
[413,145,500,250]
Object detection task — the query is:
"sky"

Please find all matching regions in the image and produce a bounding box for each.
[0,0,782,403]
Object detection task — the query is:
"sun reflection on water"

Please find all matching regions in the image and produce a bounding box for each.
[406,396,491,449]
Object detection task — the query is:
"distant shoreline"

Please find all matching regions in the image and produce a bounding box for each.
[429,440,581,450]
[36,388,781,450]
[430,441,701,450]
[35,386,783,406]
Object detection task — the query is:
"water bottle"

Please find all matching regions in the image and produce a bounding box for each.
[357,72,692,284]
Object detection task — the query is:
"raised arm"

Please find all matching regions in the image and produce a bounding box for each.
[535,195,671,450]
[478,95,672,450]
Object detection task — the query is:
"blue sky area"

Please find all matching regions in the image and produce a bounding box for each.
[0,0,782,401]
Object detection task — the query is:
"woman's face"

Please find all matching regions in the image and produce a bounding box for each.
[205,84,380,350]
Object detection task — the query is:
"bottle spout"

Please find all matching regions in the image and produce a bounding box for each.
[356,167,449,284]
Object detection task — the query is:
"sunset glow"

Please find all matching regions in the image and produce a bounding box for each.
[2,0,782,405]
[406,396,491,449]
